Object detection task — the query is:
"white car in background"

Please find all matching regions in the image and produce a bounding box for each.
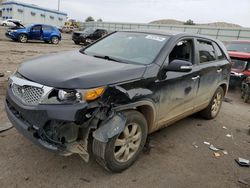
[1,19,21,27]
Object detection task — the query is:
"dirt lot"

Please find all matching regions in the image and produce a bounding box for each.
[0,26,250,188]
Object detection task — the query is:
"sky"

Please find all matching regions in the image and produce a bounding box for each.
[19,0,250,27]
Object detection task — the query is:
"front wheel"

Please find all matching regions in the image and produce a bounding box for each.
[18,34,28,43]
[200,86,224,119]
[93,110,148,172]
[51,36,59,45]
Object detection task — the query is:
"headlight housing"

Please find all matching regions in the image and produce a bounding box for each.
[41,87,106,104]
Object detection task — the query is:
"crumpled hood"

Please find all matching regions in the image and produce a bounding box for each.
[18,50,146,89]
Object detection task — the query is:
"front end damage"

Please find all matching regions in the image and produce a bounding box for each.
[5,76,134,162]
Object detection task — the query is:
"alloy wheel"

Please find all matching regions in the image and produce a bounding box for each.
[211,92,222,116]
[114,123,142,163]
[52,37,59,44]
[20,35,27,43]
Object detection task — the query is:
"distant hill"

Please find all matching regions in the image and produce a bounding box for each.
[150,19,242,28]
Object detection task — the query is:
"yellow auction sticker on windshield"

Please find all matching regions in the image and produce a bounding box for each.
[145,35,166,42]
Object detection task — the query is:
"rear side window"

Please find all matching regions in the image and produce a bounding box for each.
[197,40,216,63]
[43,25,53,31]
[213,43,226,60]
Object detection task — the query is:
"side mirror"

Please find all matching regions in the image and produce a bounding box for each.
[164,59,193,72]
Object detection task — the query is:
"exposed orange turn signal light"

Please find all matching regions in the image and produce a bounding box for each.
[84,87,105,101]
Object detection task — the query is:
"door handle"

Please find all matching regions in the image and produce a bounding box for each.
[192,75,200,80]
[217,68,222,73]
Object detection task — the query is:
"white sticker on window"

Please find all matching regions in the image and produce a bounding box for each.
[145,35,166,42]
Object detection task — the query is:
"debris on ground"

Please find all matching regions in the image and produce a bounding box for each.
[192,142,199,149]
[224,97,233,103]
[0,72,4,77]
[203,141,210,145]
[235,158,250,167]
[226,134,233,138]
[0,122,13,132]
[79,178,91,183]
[209,144,221,151]
[222,126,227,130]
[197,123,202,126]
[214,152,221,158]
[222,150,228,155]
[238,178,250,185]
[238,177,250,186]
[6,70,12,73]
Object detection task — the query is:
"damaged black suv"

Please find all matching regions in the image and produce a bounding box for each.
[5,30,230,172]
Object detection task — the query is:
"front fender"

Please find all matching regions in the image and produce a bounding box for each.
[92,113,127,142]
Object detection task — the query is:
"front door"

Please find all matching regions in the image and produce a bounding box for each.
[30,25,42,40]
[157,38,200,127]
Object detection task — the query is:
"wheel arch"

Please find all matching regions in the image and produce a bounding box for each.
[114,100,157,134]
[50,34,61,40]
[218,82,228,96]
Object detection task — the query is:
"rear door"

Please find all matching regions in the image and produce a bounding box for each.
[42,25,53,41]
[194,39,221,107]
[157,38,200,127]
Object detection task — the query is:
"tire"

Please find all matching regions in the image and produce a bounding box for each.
[200,86,224,120]
[243,95,249,103]
[51,36,59,45]
[93,110,148,172]
[74,41,80,45]
[3,23,7,27]
[243,85,249,103]
[18,34,28,43]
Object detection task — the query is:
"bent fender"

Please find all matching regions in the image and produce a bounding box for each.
[93,113,127,142]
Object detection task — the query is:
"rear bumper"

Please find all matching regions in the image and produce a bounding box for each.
[5,87,90,155]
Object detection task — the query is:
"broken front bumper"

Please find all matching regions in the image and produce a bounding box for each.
[5,87,90,157]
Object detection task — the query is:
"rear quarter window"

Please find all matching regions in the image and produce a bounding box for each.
[43,26,53,31]
[197,40,216,63]
[213,43,226,60]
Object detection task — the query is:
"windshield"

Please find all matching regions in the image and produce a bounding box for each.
[231,58,248,71]
[226,42,250,53]
[83,32,169,65]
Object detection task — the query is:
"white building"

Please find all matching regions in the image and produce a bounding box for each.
[1,1,67,26]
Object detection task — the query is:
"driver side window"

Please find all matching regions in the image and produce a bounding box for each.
[32,25,42,31]
[169,39,194,64]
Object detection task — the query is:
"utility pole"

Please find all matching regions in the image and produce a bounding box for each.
[58,0,60,11]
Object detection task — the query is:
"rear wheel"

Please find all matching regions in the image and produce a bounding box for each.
[18,34,28,43]
[200,86,224,119]
[51,36,59,45]
[93,110,148,172]
[243,85,249,103]
[3,23,7,27]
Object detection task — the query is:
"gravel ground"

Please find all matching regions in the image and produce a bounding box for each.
[0,26,250,188]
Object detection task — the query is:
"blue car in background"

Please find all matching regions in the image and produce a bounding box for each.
[5,22,61,44]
